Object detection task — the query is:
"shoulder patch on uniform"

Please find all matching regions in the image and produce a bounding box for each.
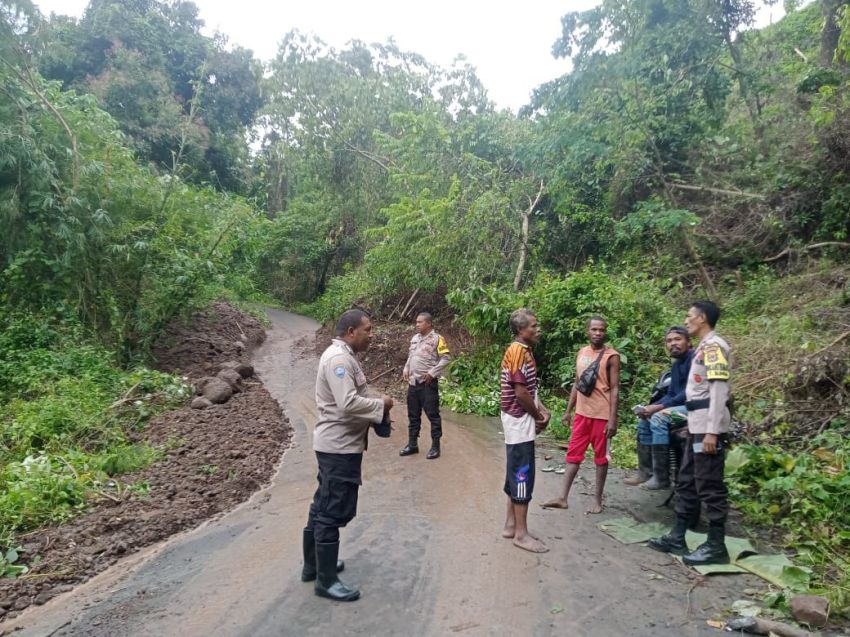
[704,343,730,381]
[333,365,346,378]
[437,335,450,355]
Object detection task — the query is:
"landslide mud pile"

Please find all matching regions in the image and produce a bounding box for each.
[0,302,290,621]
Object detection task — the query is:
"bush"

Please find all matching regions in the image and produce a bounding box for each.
[0,312,186,550]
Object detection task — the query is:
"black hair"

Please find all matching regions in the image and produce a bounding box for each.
[666,326,689,339]
[509,308,536,336]
[335,309,370,336]
[690,300,720,328]
[416,311,433,323]
[587,315,607,328]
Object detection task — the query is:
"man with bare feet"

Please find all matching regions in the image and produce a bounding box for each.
[542,316,620,514]
[500,308,551,553]
[302,309,394,602]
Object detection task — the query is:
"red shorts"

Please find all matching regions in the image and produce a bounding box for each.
[566,414,610,465]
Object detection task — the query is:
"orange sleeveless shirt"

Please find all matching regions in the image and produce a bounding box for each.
[575,345,620,420]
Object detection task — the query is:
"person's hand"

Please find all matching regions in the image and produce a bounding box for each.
[643,404,664,416]
[702,433,718,455]
[421,372,434,384]
[535,406,551,433]
[561,410,573,425]
[605,419,618,439]
[402,369,409,381]
[382,394,394,411]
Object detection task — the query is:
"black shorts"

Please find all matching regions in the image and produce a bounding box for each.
[504,440,536,504]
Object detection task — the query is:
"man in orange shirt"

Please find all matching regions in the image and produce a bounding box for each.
[542,316,620,514]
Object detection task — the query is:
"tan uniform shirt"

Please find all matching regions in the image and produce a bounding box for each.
[685,331,731,435]
[314,339,384,454]
[403,330,450,385]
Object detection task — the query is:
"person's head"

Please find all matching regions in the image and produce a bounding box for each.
[685,300,720,338]
[665,326,690,358]
[335,309,373,353]
[587,316,607,348]
[510,308,540,346]
[415,312,433,335]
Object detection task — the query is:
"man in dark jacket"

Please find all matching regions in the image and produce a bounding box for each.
[624,326,693,490]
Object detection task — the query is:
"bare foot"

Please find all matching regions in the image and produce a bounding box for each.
[513,535,549,553]
[541,498,568,510]
[585,499,603,514]
[501,526,515,539]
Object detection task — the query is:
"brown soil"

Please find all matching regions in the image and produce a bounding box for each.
[0,302,291,622]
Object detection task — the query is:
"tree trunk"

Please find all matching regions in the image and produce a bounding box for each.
[820,0,847,66]
[513,210,529,291]
[514,180,544,291]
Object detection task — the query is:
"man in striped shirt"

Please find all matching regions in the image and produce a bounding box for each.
[500,308,550,553]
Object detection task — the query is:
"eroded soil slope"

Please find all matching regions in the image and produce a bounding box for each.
[0,302,291,621]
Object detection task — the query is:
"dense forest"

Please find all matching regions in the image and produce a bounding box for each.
[1,0,849,611]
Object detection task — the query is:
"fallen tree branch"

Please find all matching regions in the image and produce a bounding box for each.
[764,242,850,262]
[805,330,850,359]
[725,615,816,637]
[669,182,766,199]
[368,367,399,384]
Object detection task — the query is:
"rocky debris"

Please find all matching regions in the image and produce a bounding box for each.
[0,301,291,621]
[220,360,255,378]
[790,594,830,628]
[201,377,233,404]
[217,368,243,391]
[191,396,213,410]
[150,301,265,378]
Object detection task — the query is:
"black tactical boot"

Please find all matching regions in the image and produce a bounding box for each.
[301,529,344,582]
[315,542,360,602]
[647,515,690,555]
[426,438,441,460]
[624,443,652,485]
[683,522,730,566]
[641,445,671,490]
[399,435,419,456]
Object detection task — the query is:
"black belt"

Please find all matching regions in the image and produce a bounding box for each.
[686,398,710,410]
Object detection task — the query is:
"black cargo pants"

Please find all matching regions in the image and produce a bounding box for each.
[306,451,363,543]
[674,432,729,524]
[407,380,442,440]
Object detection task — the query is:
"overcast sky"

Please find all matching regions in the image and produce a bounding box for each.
[33,0,788,112]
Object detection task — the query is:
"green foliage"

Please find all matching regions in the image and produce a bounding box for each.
[449,267,678,415]
[0,311,185,550]
[727,428,850,606]
[441,345,503,416]
[0,546,28,579]
[35,0,264,189]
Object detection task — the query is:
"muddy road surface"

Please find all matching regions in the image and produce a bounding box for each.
[3,310,757,637]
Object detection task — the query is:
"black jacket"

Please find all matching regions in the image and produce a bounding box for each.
[655,349,694,409]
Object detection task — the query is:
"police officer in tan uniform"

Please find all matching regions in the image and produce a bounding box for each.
[302,309,393,602]
[399,312,451,459]
[649,300,732,566]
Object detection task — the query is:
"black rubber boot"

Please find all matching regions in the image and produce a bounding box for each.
[399,435,419,456]
[647,515,690,555]
[301,529,344,582]
[315,542,360,601]
[624,443,652,485]
[683,522,730,566]
[426,438,440,460]
[641,445,671,490]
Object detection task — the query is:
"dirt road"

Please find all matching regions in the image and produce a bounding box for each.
[3,310,756,636]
